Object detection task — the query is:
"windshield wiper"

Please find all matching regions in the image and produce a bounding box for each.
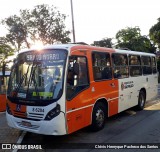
[26,64,40,99]
[13,65,31,97]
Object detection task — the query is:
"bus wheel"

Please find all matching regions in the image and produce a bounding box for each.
[90,102,106,131]
[137,91,146,110]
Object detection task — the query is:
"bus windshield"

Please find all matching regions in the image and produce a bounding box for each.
[7,49,67,103]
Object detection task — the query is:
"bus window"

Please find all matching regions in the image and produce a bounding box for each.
[7,49,67,102]
[152,57,157,74]
[141,56,152,75]
[129,55,142,77]
[92,52,112,80]
[67,56,89,100]
[112,54,128,79]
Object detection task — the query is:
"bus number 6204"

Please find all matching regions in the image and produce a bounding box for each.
[32,108,44,113]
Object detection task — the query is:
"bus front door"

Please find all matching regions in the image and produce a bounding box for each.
[66,56,91,134]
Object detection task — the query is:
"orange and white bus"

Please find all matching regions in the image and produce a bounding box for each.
[6,44,158,135]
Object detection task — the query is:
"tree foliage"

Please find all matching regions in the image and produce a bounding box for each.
[2,15,28,51]
[149,18,160,50]
[0,37,14,59]
[116,27,156,53]
[91,38,113,48]
[0,37,14,75]
[1,4,71,52]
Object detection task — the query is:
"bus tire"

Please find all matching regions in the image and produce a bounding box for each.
[90,102,106,131]
[137,90,146,110]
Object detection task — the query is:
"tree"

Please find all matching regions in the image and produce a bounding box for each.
[2,15,29,52]
[92,38,113,48]
[116,27,140,49]
[1,4,71,52]
[0,37,14,76]
[149,18,160,50]
[22,4,71,45]
[116,27,156,53]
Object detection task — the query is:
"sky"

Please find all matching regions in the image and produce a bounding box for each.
[0,0,160,44]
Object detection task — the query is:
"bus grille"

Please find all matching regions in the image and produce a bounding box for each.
[13,111,44,121]
[27,112,44,120]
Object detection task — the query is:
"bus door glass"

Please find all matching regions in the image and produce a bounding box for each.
[66,56,91,134]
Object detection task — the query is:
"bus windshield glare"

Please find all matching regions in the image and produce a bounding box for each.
[7,49,67,103]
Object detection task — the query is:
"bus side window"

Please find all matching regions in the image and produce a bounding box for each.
[92,52,112,81]
[129,55,142,77]
[112,54,128,79]
[141,56,152,75]
[67,56,89,100]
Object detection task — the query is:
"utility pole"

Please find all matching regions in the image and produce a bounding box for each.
[70,0,76,43]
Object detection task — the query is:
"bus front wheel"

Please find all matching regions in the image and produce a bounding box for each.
[90,102,106,131]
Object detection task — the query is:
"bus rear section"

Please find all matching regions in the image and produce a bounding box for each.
[6,44,158,135]
[112,51,158,113]
[0,71,10,112]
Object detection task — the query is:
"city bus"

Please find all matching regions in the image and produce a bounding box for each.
[6,44,158,135]
[0,71,10,112]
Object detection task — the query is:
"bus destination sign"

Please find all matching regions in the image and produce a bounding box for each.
[26,53,60,61]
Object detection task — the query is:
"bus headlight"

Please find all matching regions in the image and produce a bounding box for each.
[44,104,61,120]
[6,103,12,115]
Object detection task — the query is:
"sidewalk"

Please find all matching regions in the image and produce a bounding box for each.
[0,112,22,151]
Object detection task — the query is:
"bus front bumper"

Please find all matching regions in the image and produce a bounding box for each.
[6,112,67,135]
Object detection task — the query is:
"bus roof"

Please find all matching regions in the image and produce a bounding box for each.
[19,44,76,54]
[18,44,155,56]
[115,49,155,56]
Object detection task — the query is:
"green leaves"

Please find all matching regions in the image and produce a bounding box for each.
[149,18,160,50]
[92,38,113,48]
[0,4,71,74]
[0,37,14,57]
[0,37,14,73]
[92,26,156,54]
[115,27,156,53]
[1,4,71,52]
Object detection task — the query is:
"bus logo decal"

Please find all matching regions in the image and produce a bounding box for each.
[121,81,134,90]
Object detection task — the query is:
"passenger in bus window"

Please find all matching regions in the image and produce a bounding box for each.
[122,56,127,65]
[77,57,88,85]
[93,67,101,80]
[113,54,128,79]
[67,70,74,86]
[121,55,128,78]
[102,60,112,79]
[45,75,54,91]
[54,67,61,81]
[114,69,121,78]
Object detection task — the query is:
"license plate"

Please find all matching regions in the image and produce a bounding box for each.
[21,121,32,127]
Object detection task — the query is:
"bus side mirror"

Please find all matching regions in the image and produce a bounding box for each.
[73,63,79,75]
